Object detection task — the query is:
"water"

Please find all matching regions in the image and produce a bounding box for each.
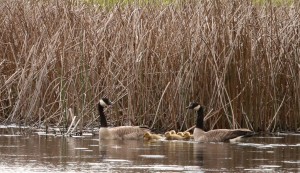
[0,127,300,172]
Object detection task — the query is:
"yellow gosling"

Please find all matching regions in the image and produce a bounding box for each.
[144,132,163,140]
[165,130,176,135]
[177,132,184,137]
[165,132,184,140]
[183,131,194,140]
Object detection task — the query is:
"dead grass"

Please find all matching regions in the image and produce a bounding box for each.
[0,0,299,132]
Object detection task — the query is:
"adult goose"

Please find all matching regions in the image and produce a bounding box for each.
[186,102,254,142]
[98,98,149,140]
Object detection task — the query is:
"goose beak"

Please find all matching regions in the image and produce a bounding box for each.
[107,101,113,107]
[186,102,200,110]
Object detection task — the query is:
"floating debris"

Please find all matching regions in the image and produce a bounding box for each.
[139,155,166,159]
[103,159,131,162]
[74,148,89,150]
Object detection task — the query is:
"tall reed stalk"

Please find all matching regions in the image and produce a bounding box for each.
[0,0,299,132]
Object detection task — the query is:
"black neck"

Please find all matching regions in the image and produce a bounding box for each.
[196,107,204,129]
[98,103,108,128]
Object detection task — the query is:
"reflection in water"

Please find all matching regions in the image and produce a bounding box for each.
[193,135,300,172]
[0,127,299,172]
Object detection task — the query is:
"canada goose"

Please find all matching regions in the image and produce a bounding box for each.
[186,102,254,142]
[98,98,149,140]
[143,132,163,140]
[165,131,185,140]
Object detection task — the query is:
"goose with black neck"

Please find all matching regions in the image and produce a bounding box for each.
[98,98,149,140]
[186,102,254,142]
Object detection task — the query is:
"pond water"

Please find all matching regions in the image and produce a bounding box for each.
[0,126,300,172]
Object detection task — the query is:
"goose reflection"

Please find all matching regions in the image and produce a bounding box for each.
[98,140,144,161]
[193,142,257,170]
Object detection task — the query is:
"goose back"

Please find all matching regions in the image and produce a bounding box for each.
[100,126,149,140]
[113,126,149,139]
[194,128,254,142]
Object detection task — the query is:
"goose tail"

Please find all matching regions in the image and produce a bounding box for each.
[241,130,256,138]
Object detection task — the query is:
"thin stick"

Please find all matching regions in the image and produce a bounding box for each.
[151,82,170,129]
[69,119,81,136]
[184,125,195,132]
[267,94,286,132]
[65,108,76,135]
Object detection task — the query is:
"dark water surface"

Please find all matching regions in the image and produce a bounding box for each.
[0,127,299,172]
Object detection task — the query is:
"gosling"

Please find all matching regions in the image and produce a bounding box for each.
[182,131,194,140]
[177,131,193,140]
[144,132,163,141]
[165,132,185,140]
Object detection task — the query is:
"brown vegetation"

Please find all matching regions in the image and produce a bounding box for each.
[0,0,299,132]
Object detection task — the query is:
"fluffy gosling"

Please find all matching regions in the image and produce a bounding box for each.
[144,132,163,141]
[165,132,185,140]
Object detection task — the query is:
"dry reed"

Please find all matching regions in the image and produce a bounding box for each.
[0,0,299,133]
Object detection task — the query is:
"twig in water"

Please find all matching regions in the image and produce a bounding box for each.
[65,108,76,136]
[267,94,286,132]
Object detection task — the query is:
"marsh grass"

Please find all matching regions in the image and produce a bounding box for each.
[0,0,299,133]
[253,0,294,6]
[84,0,179,6]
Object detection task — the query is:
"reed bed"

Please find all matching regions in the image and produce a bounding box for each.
[0,0,299,133]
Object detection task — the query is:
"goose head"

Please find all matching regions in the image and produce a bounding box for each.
[186,102,202,111]
[99,98,113,108]
[186,102,205,130]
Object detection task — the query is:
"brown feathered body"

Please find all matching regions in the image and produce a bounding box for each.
[99,126,149,140]
[193,128,253,142]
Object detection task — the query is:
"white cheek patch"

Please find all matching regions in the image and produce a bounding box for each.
[194,105,201,111]
[100,99,108,107]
